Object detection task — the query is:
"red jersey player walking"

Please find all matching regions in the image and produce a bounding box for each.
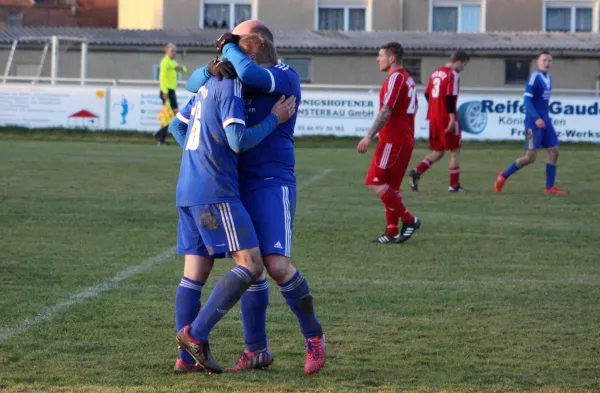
[357,42,420,244]
[409,51,470,193]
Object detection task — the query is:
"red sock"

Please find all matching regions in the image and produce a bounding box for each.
[385,208,399,237]
[378,186,415,225]
[449,167,460,189]
[415,158,432,175]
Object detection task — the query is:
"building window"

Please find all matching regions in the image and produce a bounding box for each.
[14,64,39,77]
[545,4,593,32]
[505,59,531,85]
[431,1,484,32]
[284,58,311,83]
[201,1,252,29]
[7,11,22,27]
[404,58,422,84]
[318,7,366,31]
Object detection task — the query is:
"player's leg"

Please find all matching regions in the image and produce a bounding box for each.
[236,186,325,374]
[365,142,402,242]
[446,126,464,192]
[368,144,419,243]
[257,186,325,375]
[495,127,540,193]
[155,91,168,144]
[389,145,421,243]
[174,207,215,373]
[543,123,567,194]
[228,188,278,372]
[177,202,262,373]
[410,123,445,191]
[448,149,462,191]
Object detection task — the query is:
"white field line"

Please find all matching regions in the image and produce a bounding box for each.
[0,169,333,342]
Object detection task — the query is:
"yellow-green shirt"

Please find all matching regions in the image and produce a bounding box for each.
[159,55,179,93]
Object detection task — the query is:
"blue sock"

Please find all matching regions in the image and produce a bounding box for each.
[190,265,254,341]
[502,161,521,179]
[240,279,269,352]
[175,277,204,363]
[546,163,557,189]
[279,271,323,339]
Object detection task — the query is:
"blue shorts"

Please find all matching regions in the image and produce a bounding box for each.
[176,201,258,257]
[241,185,296,257]
[524,120,559,150]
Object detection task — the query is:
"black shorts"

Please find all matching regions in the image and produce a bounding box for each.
[160,89,178,110]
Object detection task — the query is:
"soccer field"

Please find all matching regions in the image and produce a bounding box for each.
[1,137,599,393]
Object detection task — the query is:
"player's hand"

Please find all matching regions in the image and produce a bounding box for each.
[357,137,371,154]
[445,116,456,134]
[207,58,237,81]
[161,92,168,100]
[536,118,546,128]
[271,95,296,124]
[181,65,188,73]
[216,33,241,53]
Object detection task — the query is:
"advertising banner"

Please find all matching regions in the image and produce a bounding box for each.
[1,84,599,143]
[108,87,194,132]
[0,85,107,129]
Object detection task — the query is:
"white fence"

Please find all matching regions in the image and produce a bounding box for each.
[1,81,600,143]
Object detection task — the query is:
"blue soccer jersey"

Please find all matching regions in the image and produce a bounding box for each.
[524,71,552,124]
[523,71,558,149]
[239,63,301,191]
[176,77,246,207]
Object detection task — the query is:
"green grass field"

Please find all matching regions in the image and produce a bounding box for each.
[1,133,599,393]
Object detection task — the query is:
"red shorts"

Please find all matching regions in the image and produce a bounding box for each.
[364,142,414,190]
[428,120,461,151]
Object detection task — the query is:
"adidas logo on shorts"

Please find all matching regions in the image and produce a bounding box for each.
[273,241,283,249]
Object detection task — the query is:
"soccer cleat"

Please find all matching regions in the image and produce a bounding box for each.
[176,326,222,374]
[226,349,274,372]
[544,186,568,195]
[408,169,420,192]
[494,172,507,193]
[448,185,467,193]
[173,357,205,374]
[394,217,421,244]
[304,335,326,376]
[372,234,396,244]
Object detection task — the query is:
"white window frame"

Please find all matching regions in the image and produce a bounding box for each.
[428,0,487,33]
[542,0,599,32]
[199,0,258,29]
[315,4,370,31]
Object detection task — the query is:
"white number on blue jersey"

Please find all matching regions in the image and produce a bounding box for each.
[185,101,202,151]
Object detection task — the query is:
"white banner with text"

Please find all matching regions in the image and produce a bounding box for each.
[1,84,599,143]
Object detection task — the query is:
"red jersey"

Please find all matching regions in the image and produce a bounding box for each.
[378,68,417,146]
[425,66,460,123]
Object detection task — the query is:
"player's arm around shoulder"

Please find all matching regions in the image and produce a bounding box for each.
[222,43,275,92]
[224,95,296,153]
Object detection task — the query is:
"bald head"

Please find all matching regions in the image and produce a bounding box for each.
[232,19,274,43]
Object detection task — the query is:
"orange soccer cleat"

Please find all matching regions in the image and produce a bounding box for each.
[176,326,222,374]
[494,172,507,193]
[304,335,326,376]
[173,357,205,374]
[544,186,568,195]
[226,349,274,372]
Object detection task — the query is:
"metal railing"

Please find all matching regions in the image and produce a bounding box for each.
[1,75,599,96]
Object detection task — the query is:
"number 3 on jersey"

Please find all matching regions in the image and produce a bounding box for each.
[185,101,202,151]
[431,77,441,98]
